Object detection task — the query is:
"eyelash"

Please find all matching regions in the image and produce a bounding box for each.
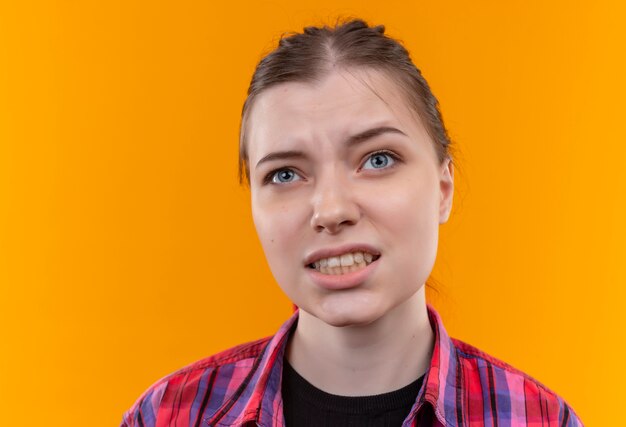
[262,150,401,185]
[359,150,400,171]
[262,168,301,185]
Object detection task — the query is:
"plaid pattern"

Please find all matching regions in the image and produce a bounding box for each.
[121,305,583,426]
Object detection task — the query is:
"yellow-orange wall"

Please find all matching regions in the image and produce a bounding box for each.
[1,1,624,425]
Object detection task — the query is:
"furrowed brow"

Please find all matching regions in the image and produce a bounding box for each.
[256,150,307,168]
[255,126,406,168]
[346,126,407,146]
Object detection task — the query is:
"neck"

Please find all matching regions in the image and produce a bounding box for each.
[285,288,434,396]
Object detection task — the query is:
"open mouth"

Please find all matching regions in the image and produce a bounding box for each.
[307,251,381,275]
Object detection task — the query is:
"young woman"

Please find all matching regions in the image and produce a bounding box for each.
[121,19,583,427]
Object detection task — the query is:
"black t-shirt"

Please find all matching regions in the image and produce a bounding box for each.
[281,359,425,427]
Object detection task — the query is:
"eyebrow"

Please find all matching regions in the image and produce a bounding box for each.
[255,126,407,168]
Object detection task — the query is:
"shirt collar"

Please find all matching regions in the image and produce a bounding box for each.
[206,304,460,427]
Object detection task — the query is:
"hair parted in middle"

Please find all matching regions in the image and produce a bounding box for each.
[238,18,454,185]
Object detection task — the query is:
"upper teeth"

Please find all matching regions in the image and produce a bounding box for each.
[313,251,374,270]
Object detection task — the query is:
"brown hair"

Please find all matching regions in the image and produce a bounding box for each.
[238,17,454,184]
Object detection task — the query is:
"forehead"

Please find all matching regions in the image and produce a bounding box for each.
[246,68,426,162]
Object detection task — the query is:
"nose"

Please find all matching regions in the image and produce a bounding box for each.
[310,171,360,234]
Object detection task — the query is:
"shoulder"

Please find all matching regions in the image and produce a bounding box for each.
[120,336,271,427]
[450,337,584,426]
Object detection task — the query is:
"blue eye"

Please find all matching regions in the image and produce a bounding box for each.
[362,152,396,170]
[271,169,301,184]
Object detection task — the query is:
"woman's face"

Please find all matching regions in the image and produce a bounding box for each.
[247,68,453,327]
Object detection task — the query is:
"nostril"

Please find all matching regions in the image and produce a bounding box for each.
[310,196,360,234]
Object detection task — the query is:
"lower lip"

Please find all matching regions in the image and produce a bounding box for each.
[306,258,380,290]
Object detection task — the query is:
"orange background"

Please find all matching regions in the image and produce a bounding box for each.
[1,1,624,425]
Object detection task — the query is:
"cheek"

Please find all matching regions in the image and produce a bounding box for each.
[406,187,440,244]
[252,203,310,305]
[368,176,441,255]
[252,198,306,275]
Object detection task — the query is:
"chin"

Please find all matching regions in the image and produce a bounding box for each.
[315,313,379,328]
[311,298,387,328]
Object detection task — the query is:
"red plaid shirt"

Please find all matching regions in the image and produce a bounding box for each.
[121,305,583,426]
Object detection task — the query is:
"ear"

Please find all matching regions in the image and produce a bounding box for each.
[439,157,454,224]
